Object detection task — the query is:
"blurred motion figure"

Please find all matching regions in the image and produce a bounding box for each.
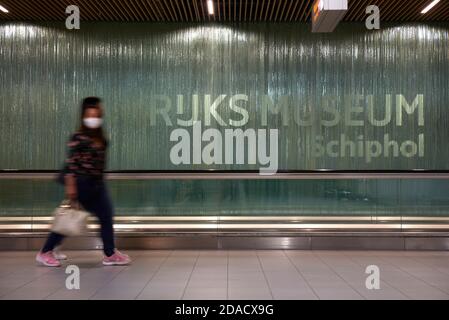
[36,97,131,267]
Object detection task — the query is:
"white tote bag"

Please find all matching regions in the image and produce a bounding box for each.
[51,200,89,237]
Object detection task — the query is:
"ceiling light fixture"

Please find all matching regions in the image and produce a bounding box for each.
[312,0,348,33]
[421,0,441,14]
[207,0,214,15]
[0,4,9,13]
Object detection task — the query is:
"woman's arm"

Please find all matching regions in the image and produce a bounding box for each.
[64,174,77,200]
[63,134,84,200]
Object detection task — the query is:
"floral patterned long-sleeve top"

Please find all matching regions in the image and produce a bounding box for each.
[63,132,107,179]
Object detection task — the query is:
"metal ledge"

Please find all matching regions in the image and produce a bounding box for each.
[1,216,449,233]
[2,171,449,179]
[0,215,448,250]
[0,216,449,234]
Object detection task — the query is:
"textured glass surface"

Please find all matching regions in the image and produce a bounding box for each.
[1,179,449,218]
[1,22,449,170]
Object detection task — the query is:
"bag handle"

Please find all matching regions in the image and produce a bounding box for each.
[70,200,81,210]
[60,199,81,210]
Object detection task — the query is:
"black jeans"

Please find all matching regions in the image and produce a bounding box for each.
[42,176,115,257]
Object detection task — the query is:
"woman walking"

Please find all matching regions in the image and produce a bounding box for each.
[36,97,131,267]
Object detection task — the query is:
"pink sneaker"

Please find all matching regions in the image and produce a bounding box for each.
[102,250,131,266]
[53,252,67,260]
[36,251,61,267]
[53,248,67,260]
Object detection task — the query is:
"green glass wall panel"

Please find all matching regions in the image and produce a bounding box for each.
[1,179,449,217]
[1,22,449,170]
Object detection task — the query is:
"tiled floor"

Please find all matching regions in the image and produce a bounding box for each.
[0,250,449,300]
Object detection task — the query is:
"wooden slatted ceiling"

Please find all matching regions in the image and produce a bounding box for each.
[0,0,448,22]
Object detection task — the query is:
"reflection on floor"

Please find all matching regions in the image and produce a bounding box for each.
[0,250,448,300]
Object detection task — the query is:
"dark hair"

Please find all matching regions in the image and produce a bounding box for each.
[79,96,107,145]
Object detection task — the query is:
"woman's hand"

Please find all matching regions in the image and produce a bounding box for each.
[64,174,77,200]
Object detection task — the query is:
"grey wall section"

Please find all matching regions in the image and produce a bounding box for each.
[0,22,448,170]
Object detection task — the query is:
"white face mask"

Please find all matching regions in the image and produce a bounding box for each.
[83,117,103,129]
